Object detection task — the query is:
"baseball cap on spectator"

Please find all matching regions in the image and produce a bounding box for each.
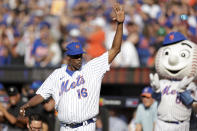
[39,21,51,29]
[163,32,187,46]
[141,86,153,98]
[65,42,86,56]
[7,86,19,96]
[30,81,43,90]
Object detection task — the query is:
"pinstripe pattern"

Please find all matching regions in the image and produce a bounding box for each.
[157,80,194,121]
[36,52,110,130]
[156,80,197,131]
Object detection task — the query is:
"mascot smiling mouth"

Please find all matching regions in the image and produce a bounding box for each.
[167,69,181,74]
[166,65,186,74]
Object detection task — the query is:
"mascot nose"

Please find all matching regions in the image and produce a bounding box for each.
[168,55,179,66]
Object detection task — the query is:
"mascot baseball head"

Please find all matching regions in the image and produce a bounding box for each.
[155,32,197,80]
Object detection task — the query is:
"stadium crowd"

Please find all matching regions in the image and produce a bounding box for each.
[0,0,196,68]
[0,0,197,131]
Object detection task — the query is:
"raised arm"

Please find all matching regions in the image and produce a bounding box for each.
[108,3,125,64]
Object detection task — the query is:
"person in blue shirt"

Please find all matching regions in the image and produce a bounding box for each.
[135,86,158,131]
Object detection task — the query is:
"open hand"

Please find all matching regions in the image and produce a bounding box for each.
[178,76,194,92]
[149,73,161,92]
[112,3,125,23]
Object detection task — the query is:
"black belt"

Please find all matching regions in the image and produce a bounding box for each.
[61,118,96,128]
[163,120,184,124]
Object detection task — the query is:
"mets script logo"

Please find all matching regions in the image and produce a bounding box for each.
[59,75,85,96]
[162,86,181,104]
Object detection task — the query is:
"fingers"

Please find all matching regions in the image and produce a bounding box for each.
[154,73,159,82]
[179,76,195,92]
[113,3,123,12]
[187,76,194,84]
[149,73,154,81]
[20,107,25,117]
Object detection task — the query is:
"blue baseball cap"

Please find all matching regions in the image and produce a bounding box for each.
[39,21,51,29]
[163,32,187,46]
[31,81,43,90]
[141,86,153,98]
[65,42,86,56]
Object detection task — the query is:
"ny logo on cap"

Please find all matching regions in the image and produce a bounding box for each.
[76,45,80,48]
[169,34,174,40]
[144,88,148,92]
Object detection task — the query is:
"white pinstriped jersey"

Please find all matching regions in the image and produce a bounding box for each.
[157,79,197,122]
[36,52,110,123]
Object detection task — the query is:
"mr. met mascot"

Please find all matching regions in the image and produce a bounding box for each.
[150,32,197,131]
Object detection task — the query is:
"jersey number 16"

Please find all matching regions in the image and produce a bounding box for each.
[77,88,88,99]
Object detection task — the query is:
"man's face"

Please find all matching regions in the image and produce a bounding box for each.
[68,54,83,70]
[28,120,42,131]
[9,94,19,106]
[141,96,154,108]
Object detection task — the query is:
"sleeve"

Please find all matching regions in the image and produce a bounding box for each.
[36,70,57,99]
[135,105,142,124]
[187,82,197,101]
[86,52,110,76]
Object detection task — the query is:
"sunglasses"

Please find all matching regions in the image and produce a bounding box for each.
[68,54,82,59]
[141,96,151,99]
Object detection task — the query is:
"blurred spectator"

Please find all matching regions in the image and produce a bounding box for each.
[113,32,140,67]
[27,113,43,131]
[86,17,106,59]
[109,109,128,131]
[96,107,109,131]
[31,21,51,67]
[147,27,166,67]
[0,0,196,67]
[28,81,43,99]
[68,28,87,47]
[17,23,36,67]
[135,86,157,131]
[1,86,27,131]
[0,83,9,131]
[0,83,9,109]
[104,20,117,50]
[21,84,30,103]
[128,109,136,131]
[41,97,56,131]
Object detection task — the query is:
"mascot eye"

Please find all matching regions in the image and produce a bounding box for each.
[163,48,170,56]
[165,51,169,55]
[181,53,185,57]
[180,50,190,58]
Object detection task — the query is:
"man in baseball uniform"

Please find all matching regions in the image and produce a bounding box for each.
[150,32,197,131]
[20,3,125,131]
